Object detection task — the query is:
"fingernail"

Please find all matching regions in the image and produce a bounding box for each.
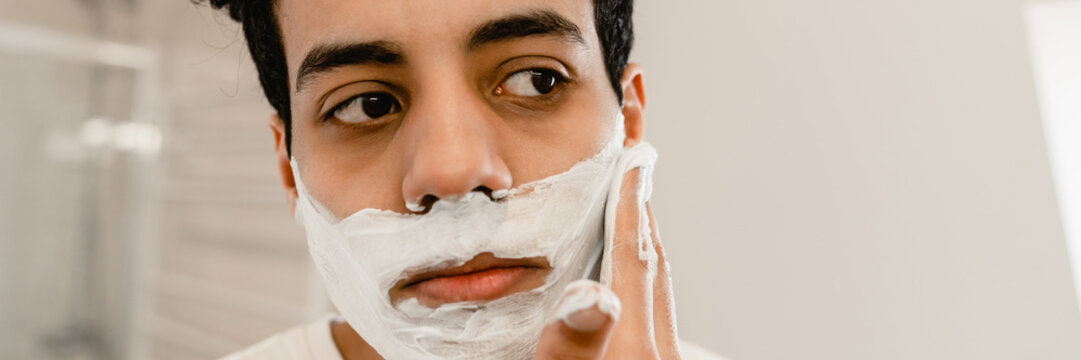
[565,305,608,332]
[554,280,622,332]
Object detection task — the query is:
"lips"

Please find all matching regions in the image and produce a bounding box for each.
[392,252,550,307]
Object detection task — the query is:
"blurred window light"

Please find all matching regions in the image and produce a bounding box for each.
[1027,0,1081,313]
[78,117,162,157]
[79,117,114,149]
[112,122,162,157]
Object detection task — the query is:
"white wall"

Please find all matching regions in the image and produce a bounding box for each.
[1028,0,1081,325]
[633,0,1081,358]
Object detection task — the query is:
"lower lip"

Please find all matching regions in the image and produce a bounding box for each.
[411,266,533,304]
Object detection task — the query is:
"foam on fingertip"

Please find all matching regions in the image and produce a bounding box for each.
[553,280,622,332]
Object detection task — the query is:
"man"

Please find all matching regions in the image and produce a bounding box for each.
[200,0,723,359]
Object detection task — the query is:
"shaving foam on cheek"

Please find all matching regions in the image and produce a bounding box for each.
[600,144,660,285]
[291,115,658,360]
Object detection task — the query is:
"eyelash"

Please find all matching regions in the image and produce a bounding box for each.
[498,67,569,95]
[322,98,343,122]
[321,92,398,123]
[321,66,570,121]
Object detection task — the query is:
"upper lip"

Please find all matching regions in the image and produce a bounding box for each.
[395,252,549,290]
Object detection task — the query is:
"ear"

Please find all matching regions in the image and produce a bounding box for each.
[269,114,298,214]
[619,63,646,147]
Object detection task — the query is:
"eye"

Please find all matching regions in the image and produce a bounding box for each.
[496,69,564,97]
[329,92,402,123]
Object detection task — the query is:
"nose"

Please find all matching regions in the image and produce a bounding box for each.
[400,95,512,212]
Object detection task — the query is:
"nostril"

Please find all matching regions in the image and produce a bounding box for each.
[409,187,507,214]
[474,186,493,198]
[406,194,438,214]
[414,195,438,214]
[474,186,509,201]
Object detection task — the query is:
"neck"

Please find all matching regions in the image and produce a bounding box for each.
[331,320,384,360]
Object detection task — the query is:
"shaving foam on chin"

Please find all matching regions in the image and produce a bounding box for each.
[291,116,658,359]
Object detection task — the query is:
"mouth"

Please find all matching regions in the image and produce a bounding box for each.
[391,252,550,307]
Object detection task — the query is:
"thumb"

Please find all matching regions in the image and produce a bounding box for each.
[534,280,622,360]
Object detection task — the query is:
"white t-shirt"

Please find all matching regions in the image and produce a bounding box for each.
[221,314,729,360]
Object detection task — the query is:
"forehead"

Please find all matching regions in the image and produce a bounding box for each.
[276,0,598,73]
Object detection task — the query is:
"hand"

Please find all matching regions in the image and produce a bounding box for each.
[533,166,680,359]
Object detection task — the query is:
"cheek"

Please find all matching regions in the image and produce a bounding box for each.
[558,81,622,150]
[501,92,618,187]
[292,125,411,217]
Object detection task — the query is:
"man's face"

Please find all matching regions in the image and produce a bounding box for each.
[271,0,644,306]
[276,0,629,212]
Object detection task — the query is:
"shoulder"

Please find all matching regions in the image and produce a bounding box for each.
[219,314,344,360]
[218,316,727,360]
[680,339,732,360]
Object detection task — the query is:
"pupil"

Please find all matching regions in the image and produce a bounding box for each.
[530,71,557,94]
[361,94,395,118]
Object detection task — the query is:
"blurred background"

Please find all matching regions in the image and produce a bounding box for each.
[2,0,1081,359]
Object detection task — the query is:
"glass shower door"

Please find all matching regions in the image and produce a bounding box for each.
[0,23,160,360]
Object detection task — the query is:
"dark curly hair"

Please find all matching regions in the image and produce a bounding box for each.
[196,0,634,154]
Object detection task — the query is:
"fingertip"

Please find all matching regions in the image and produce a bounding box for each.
[533,281,620,359]
[564,305,610,333]
[555,280,622,329]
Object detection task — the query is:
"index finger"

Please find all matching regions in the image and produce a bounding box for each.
[601,143,659,285]
[599,144,661,357]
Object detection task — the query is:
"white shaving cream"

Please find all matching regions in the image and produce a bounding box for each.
[553,279,622,331]
[291,117,658,359]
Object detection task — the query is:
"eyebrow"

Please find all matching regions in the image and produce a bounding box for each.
[295,41,403,93]
[466,9,585,51]
[293,9,584,93]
